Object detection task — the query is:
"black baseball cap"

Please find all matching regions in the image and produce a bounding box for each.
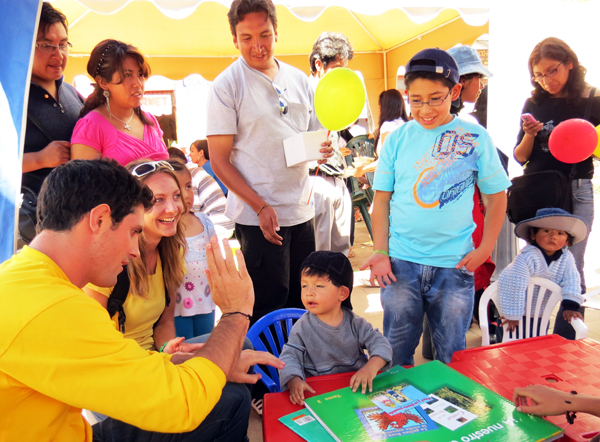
[301,251,353,310]
[406,48,460,84]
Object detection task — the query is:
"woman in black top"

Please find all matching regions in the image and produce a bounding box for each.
[514,37,600,339]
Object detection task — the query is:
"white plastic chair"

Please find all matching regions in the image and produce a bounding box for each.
[479,277,588,345]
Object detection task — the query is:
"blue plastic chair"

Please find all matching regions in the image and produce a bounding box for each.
[246,308,306,392]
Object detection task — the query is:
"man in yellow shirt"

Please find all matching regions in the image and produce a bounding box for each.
[0,159,282,441]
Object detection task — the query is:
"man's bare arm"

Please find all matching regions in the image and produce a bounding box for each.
[190,237,254,378]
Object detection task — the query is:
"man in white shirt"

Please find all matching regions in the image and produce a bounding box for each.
[206,0,332,322]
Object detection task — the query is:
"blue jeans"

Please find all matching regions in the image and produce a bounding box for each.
[92,382,250,442]
[175,311,215,340]
[381,258,474,365]
[92,336,254,436]
[554,179,594,339]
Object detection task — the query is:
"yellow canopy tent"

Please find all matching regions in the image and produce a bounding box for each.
[53,0,489,121]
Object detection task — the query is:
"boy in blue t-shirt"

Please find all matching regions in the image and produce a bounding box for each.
[361,48,511,365]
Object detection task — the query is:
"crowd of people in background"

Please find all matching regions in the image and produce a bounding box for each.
[2,0,599,440]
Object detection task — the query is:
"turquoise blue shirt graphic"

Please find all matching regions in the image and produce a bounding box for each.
[374,117,510,268]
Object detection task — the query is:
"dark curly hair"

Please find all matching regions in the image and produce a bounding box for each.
[80,39,153,126]
[309,32,354,74]
[37,159,153,233]
[528,37,587,104]
[39,3,68,37]
[227,0,277,36]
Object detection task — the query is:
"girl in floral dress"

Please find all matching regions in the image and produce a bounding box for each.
[170,159,217,339]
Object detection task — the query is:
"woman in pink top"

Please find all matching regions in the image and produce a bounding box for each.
[71,39,168,165]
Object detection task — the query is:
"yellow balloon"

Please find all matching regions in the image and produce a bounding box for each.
[595,124,600,158]
[314,68,366,131]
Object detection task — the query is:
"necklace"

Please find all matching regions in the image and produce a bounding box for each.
[106,104,135,131]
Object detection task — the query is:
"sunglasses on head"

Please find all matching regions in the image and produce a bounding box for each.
[130,160,174,178]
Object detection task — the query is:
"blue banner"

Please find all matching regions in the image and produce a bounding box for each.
[0,0,40,262]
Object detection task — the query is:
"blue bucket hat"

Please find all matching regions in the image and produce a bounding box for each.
[406,48,460,84]
[514,208,588,245]
[447,45,493,78]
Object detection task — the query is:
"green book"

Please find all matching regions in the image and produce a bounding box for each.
[303,361,564,442]
[279,409,337,442]
[279,367,407,442]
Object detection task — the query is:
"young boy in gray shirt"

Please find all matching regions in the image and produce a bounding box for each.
[279,251,392,405]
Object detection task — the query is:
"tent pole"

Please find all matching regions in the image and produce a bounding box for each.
[383,51,388,90]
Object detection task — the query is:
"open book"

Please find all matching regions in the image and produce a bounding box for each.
[282,361,563,442]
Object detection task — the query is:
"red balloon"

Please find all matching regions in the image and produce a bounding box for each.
[548,118,598,164]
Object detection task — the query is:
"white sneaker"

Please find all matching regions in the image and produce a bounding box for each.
[251,398,263,416]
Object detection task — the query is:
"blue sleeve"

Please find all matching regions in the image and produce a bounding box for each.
[498,254,532,320]
[373,127,399,192]
[474,128,511,195]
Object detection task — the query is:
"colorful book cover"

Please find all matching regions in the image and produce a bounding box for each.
[278,366,406,442]
[304,360,564,442]
[355,404,437,440]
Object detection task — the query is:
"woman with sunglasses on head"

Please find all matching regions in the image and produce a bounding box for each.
[70,39,168,165]
[514,37,600,339]
[84,160,199,361]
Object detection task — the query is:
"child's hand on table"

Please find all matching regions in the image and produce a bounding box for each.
[288,376,316,405]
[350,356,387,394]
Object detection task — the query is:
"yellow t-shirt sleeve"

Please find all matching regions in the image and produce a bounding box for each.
[2,294,225,433]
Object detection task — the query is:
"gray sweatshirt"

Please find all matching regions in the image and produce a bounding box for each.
[279,308,393,389]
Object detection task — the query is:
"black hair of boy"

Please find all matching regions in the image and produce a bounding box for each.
[301,266,343,288]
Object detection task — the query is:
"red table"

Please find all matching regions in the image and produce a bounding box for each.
[262,371,356,442]
[449,335,600,442]
[263,336,600,442]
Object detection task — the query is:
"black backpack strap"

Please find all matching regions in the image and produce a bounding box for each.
[27,111,54,143]
[107,265,131,333]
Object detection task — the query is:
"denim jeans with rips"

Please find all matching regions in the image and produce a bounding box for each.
[554,179,594,339]
[381,258,474,366]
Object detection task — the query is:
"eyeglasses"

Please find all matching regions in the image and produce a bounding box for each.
[272,83,288,116]
[131,160,174,178]
[408,90,452,108]
[35,42,72,54]
[532,63,562,83]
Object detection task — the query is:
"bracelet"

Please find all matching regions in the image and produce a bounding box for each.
[159,342,168,353]
[373,249,389,257]
[257,203,270,216]
[566,390,578,424]
[220,311,252,321]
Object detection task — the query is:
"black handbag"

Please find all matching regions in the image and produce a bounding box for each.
[506,169,573,224]
[507,87,596,224]
[18,112,54,245]
[18,186,38,244]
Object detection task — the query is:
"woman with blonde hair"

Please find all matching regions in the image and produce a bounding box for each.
[71,39,168,165]
[85,160,197,355]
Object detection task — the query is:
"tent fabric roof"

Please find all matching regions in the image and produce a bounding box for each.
[55,0,489,59]
[64,1,490,25]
